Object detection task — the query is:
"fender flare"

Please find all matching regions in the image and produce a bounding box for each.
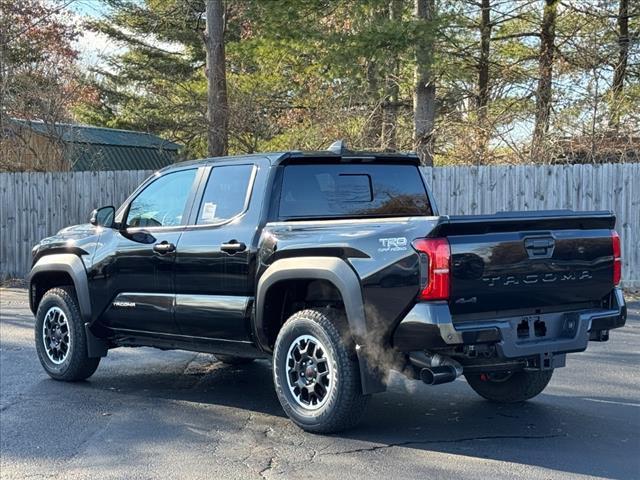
[29,253,91,323]
[255,256,385,394]
[29,254,107,357]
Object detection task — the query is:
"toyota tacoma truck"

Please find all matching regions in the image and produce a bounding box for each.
[29,142,627,433]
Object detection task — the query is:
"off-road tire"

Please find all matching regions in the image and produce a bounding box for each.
[215,354,255,365]
[35,287,100,381]
[273,308,369,433]
[464,370,554,403]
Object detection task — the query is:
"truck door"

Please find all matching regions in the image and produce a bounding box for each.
[173,160,265,342]
[94,168,199,335]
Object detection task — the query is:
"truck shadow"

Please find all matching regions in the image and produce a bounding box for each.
[2,337,637,479]
[347,384,638,480]
[81,356,637,479]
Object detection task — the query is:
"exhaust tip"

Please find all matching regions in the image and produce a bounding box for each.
[420,365,458,385]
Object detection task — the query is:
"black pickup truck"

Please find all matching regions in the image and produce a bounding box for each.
[29,143,626,432]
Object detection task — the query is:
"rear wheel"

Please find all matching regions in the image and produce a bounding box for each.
[35,287,100,381]
[273,308,369,433]
[464,370,553,403]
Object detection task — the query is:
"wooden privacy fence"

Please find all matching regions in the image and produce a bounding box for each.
[1,170,152,281]
[422,164,639,287]
[1,164,638,286]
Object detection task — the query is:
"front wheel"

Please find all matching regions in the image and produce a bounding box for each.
[35,287,100,381]
[464,369,554,403]
[273,308,369,433]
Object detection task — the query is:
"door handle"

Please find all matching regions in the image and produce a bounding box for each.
[153,241,176,254]
[221,240,246,254]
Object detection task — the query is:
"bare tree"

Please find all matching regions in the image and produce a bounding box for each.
[363,60,382,148]
[413,0,436,166]
[610,0,629,129]
[204,0,228,157]
[0,16,7,168]
[531,0,559,162]
[477,0,492,163]
[362,3,386,149]
[381,0,403,151]
[0,0,89,171]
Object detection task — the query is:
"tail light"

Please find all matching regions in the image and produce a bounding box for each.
[611,230,621,286]
[412,237,451,301]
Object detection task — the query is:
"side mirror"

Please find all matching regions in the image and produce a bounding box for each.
[90,205,116,228]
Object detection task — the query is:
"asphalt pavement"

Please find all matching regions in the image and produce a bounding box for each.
[1,287,638,480]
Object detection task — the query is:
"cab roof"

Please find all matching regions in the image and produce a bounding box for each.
[161,141,421,173]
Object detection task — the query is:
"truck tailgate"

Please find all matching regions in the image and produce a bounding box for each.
[431,211,617,317]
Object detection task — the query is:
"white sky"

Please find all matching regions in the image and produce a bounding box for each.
[69,1,182,69]
[68,1,118,68]
[75,27,123,68]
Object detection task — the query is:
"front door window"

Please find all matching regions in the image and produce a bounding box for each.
[127,169,197,228]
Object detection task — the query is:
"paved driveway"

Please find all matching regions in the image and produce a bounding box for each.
[1,288,638,479]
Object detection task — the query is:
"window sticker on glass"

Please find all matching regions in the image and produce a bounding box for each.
[201,202,217,221]
[196,164,255,225]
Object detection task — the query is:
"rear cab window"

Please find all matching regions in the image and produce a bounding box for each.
[279,164,433,219]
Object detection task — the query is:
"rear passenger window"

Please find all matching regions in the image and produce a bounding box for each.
[196,164,255,224]
[279,164,432,219]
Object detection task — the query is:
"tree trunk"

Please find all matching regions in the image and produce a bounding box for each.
[413,0,436,166]
[362,3,386,149]
[610,0,629,130]
[381,69,400,151]
[381,0,403,151]
[363,58,382,148]
[477,0,491,164]
[205,0,228,157]
[0,21,6,168]
[531,0,558,162]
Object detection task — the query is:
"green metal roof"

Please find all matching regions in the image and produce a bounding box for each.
[68,144,179,171]
[11,119,181,171]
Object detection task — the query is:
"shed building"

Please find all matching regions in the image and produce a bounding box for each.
[2,119,180,171]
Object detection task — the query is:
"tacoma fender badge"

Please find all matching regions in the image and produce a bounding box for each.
[112,301,136,308]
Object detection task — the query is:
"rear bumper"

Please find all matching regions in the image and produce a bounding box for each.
[393,288,627,359]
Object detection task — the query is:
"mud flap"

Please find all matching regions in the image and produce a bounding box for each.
[84,323,108,358]
[356,345,386,394]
